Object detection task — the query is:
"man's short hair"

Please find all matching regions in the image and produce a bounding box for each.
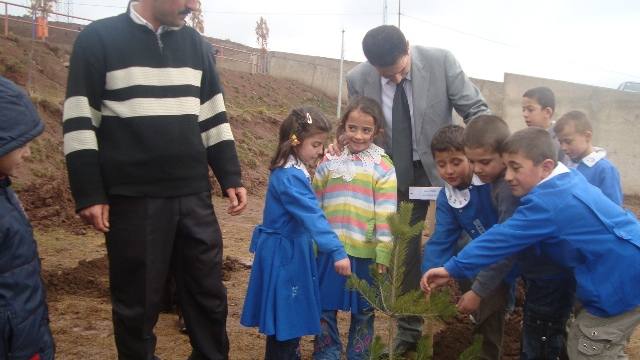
[362,25,408,67]
[502,127,556,165]
[554,110,593,134]
[523,86,556,113]
[431,125,465,156]
[463,115,510,153]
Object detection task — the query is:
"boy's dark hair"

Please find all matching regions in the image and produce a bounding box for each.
[270,106,331,170]
[523,86,556,114]
[338,96,385,140]
[502,127,556,165]
[362,25,409,67]
[430,125,465,156]
[554,110,593,134]
[463,115,510,153]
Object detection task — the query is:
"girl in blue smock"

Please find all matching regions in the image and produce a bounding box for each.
[241,106,352,360]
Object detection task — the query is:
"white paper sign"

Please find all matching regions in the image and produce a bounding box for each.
[408,186,442,201]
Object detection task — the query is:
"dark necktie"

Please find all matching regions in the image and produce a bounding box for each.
[392,79,413,193]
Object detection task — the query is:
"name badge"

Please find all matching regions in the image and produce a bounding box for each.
[409,186,442,201]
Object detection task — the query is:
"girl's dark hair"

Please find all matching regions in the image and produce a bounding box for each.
[337,96,385,141]
[270,106,332,170]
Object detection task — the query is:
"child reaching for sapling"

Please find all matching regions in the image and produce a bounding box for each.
[423,127,640,360]
[463,115,575,360]
[241,107,351,360]
[312,96,397,360]
[421,124,512,359]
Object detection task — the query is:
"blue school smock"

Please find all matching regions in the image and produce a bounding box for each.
[574,148,623,205]
[421,181,498,274]
[240,162,347,341]
[444,164,640,317]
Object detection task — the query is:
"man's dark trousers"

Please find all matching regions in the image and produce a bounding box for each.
[106,191,229,360]
[395,161,430,349]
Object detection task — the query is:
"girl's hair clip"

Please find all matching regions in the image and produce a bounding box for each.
[289,133,300,146]
[305,112,313,124]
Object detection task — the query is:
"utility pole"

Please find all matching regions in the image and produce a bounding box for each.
[337,29,345,118]
[382,0,388,24]
[398,0,401,29]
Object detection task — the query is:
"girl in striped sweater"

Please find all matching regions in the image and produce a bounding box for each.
[312,97,397,359]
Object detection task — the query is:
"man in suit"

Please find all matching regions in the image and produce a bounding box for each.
[346,25,489,353]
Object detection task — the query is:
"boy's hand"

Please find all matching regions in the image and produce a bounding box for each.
[457,290,482,314]
[421,267,451,293]
[334,258,352,276]
[376,264,388,274]
[78,204,110,233]
[226,187,247,215]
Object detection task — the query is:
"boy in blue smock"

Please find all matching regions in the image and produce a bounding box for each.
[422,125,511,359]
[554,110,623,205]
[423,127,640,360]
[463,115,575,360]
[0,76,55,359]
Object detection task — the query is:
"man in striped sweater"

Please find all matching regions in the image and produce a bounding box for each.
[63,0,246,358]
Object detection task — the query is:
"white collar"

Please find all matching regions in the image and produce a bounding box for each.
[580,147,607,168]
[325,144,386,182]
[538,162,570,185]
[444,174,484,208]
[129,1,181,34]
[284,155,310,179]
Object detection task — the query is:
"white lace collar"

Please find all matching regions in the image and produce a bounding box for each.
[539,162,570,185]
[444,174,484,209]
[580,147,607,168]
[325,144,386,182]
[283,155,310,179]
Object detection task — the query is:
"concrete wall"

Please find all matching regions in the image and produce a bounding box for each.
[502,73,640,194]
[218,50,640,195]
[266,51,359,102]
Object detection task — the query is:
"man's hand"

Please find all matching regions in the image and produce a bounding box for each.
[226,187,247,215]
[457,290,482,314]
[78,204,110,233]
[420,267,451,294]
[334,258,352,276]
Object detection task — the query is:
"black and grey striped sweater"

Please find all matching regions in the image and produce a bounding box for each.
[63,13,241,211]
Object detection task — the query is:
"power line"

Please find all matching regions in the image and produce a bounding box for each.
[402,13,640,80]
[402,13,513,48]
[70,3,380,17]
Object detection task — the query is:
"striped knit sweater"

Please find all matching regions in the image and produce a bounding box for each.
[313,144,397,266]
[63,12,241,211]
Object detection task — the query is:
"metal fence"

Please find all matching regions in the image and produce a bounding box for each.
[1,0,265,74]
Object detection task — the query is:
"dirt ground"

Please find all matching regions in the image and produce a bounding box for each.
[38,195,640,359]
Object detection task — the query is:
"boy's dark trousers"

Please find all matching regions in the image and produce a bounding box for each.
[459,280,508,360]
[105,192,229,360]
[265,336,300,360]
[520,276,575,360]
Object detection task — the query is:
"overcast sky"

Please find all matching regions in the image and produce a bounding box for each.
[35,0,640,89]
